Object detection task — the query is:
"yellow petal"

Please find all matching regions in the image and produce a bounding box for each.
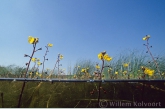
[32,58,36,62]
[123,63,129,67]
[96,65,100,69]
[98,53,103,60]
[143,37,147,40]
[28,36,35,44]
[142,35,150,40]
[60,55,63,59]
[48,43,53,47]
[104,54,112,61]
[36,72,39,75]
[37,62,42,65]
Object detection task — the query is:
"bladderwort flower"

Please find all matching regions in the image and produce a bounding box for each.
[60,54,63,60]
[104,54,112,61]
[96,65,100,69]
[31,58,37,62]
[115,72,118,75]
[143,35,150,40]
[123,63,129,67]
[143,67,155,76]
[98,51,112,61]
[81,68,86,73]
[36,72,39,75]
[98,53,104,60]
[147,69,155,76]
[37,61,42,66]
[28,36,39,44]
[141,66,155,77]
[48,43,53,47]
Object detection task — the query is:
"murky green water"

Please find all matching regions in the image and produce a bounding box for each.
[0,81,165,108]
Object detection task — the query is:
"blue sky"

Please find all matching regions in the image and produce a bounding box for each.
[0,0,165,74]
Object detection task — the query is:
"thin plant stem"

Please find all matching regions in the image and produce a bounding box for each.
[42,46,49,78]
[146,39,162,79]
[17,43,36,108]
[51,56,59,78]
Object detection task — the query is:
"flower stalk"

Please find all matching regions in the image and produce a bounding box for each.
[17,36,40,108]
[97,51,112,107]
[143,35,162,79]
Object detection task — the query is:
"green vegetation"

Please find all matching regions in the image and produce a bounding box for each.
[0,81,165,108]
[0,35,165,107]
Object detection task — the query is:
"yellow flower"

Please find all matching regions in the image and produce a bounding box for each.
[48,43,53,47]
[115,72,118,75]
[36,72,39,75]
[60,55,63,60]
[144,69,149,75]
[123,63,129,67]
[144,68,154,76]
[143,67,154,76]
[29,72,32,75]
[96,65,100,69]
[142,35,150,40]
[32,58,36,62]
[28,36,35,44]
[37,62,42,66]
[81,68,86,72]
[28,36,39,44]
[105,56,112,61]
[98,53,103,60]
[103,54,112,61]
[147,70,154,76]
[98,52,112,61]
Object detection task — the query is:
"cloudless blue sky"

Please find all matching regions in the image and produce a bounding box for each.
[0,0,165,74]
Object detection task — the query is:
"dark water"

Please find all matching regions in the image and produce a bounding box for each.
[0,81,165,108]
